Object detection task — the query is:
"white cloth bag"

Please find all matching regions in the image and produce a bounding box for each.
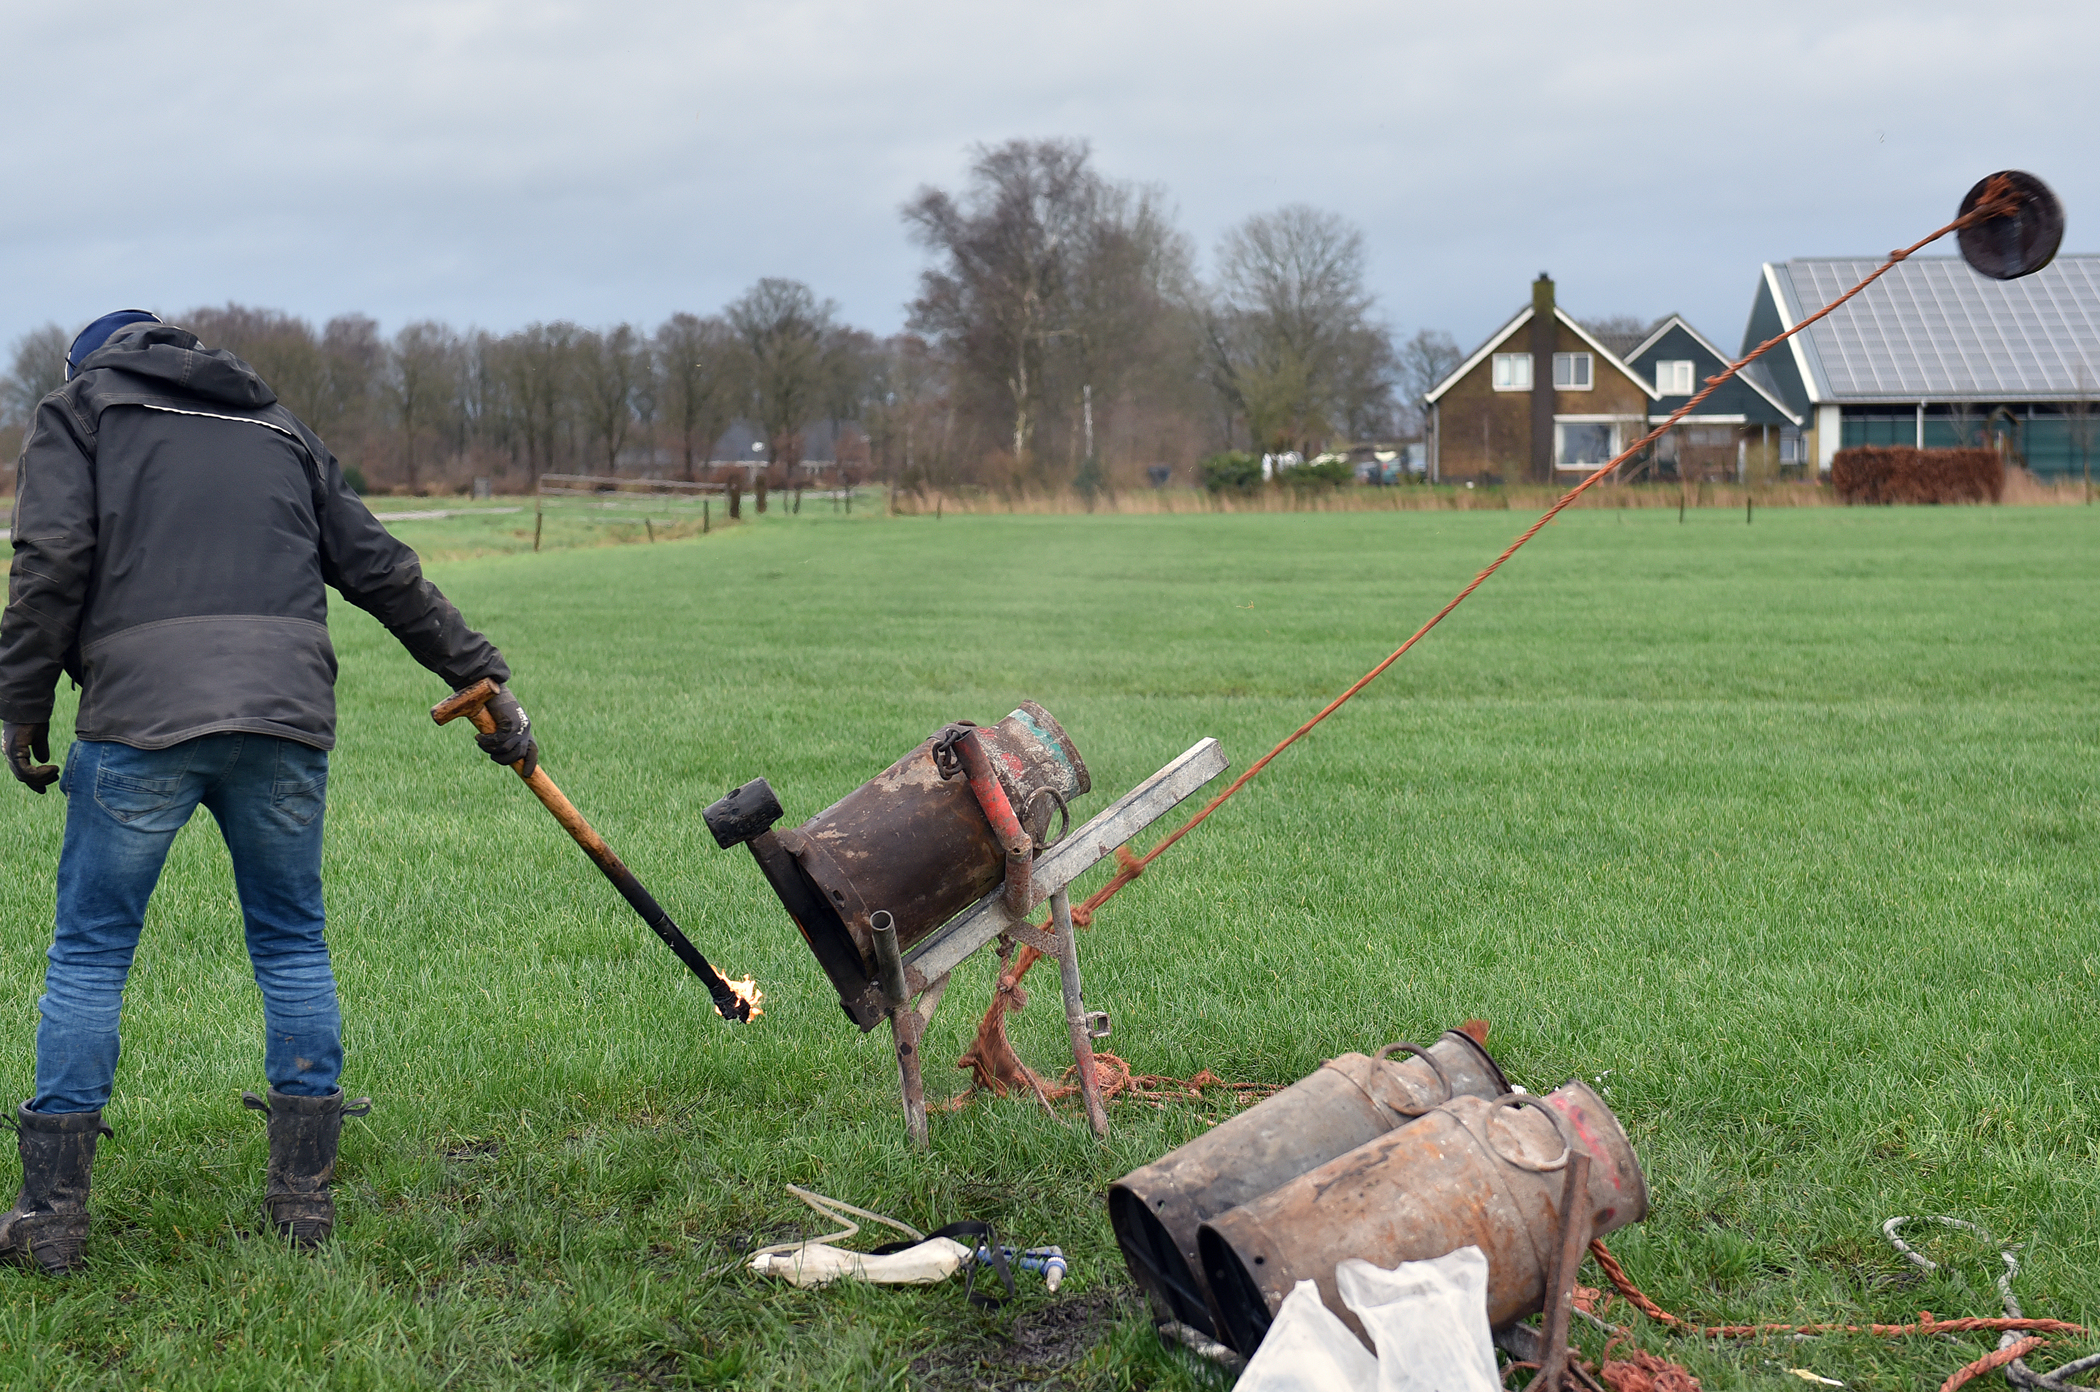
[1236,1246,1500,1392]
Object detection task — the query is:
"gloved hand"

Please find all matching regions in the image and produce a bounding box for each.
[3,721,60,794]
[473,685,538,777]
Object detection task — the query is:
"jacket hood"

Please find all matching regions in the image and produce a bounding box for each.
[74,323,279,410]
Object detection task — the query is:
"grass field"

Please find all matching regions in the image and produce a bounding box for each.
[1,502,2096,1390]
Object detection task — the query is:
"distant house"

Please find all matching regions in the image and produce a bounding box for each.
[1744,256,2100,477]
[1423,275,1657,483]
[1620,315,1802,481]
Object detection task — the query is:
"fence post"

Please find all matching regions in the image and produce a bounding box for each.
[728,479,742,520]
[704,500,711,534]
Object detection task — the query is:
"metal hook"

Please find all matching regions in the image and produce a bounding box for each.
[1372,1041,1453,1115]
[1478,1092,1577,1174]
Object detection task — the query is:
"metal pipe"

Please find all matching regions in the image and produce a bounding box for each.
[955,729,1034,918]
[1051,889,1108,1138]
[870,910,910,1008]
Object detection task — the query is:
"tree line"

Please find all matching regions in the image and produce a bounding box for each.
[2,139,1466,497]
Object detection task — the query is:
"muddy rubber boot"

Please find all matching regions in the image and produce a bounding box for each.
[242,1088,371,1248]
[0,1102,113,1276]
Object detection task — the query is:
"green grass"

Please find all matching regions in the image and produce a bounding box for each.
[1,503,2096,1390]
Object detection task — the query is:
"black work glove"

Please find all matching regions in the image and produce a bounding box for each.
[3,721,60,794]
[473,685,539,777]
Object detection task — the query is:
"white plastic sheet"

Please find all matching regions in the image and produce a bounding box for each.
[1236,1247,1500,1392]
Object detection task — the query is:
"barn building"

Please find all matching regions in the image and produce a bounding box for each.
[1743,256,2100,479]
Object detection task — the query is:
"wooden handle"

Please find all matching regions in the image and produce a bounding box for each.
[431,677,502,728]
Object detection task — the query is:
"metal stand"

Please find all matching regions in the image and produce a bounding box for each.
[886,738,1228,1147]
[1052,887,1110,1138]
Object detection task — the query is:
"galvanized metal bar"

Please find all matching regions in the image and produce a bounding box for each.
[903,738,1227,983]
[1051,889,1109,1139]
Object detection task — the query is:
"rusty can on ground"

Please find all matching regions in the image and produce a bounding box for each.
[778,702,1089,961]
[1108,1029,1510,1337]
[1196,1079,1646,1355]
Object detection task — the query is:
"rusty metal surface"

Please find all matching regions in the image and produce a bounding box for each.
[950,729,1034,918]
[788,705,1088,962]
[1108,1030,1510,1336]
[1195,1079,1646,1356]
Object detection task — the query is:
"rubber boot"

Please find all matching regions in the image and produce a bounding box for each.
[242,1088,371,1247]
[0,1102,112,1276]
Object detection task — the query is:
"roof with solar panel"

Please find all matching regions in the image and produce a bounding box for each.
[1748,256,2100,410]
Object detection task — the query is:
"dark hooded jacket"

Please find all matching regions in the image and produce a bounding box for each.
[0,322,508,749]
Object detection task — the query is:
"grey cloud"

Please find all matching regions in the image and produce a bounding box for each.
[3,0,2092,357]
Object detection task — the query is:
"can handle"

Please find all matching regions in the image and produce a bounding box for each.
[1372,1041,1453,1115]
[1479,1092,1577,1174]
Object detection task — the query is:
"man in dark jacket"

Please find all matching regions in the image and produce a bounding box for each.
[0,311,535,1275]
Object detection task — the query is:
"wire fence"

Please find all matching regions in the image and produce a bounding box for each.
[533,474,726,549]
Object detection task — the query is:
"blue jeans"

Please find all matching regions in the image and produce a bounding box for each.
[34,735,342,1114]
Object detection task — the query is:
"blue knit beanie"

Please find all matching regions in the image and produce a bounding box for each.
[65,310,162,378]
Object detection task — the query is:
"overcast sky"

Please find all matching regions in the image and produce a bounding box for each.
[3,1,2090,361]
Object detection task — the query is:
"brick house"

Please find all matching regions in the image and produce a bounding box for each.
[1424,275,1656,483]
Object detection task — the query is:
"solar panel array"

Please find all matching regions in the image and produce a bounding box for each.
[1782,256,2100,401]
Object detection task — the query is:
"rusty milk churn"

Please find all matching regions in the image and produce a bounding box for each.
[1197,1079,1646,1355]
[703,702,1089,1029]
[1109,1029,1509,1336]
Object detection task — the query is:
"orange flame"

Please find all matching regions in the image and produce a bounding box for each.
[719,975,765,1021]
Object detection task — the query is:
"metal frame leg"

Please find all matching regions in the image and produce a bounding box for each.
[872,911,930,1150]
[890,1007,928,1150]
[1051,889,1109,1138]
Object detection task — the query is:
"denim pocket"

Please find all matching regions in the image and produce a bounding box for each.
[272,742,329,827]
[271,778,326,827]
[94,766,185,825]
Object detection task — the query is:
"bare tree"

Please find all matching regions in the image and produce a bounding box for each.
[727,278,836,484]
[1201,205,1393,455]
[905,138,1099,467]
[316,315,382,447]
[654,313,740,481]
[387,321,460,492]
[505,322,579,481]
[863,333,945,489]
[905,139,1197,488]
[181,305,330,425]
[1396,329,1462,437]
[1,324,69,425]
[577,323,645,474]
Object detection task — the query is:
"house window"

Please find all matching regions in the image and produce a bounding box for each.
[1654,360,1695,395]
[1778,428,1804,464]
[1555,422,1617,469]
[1491,353,1532,391]
[1553,353,1593,389]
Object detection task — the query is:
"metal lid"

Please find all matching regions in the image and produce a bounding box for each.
[1958,171,2064,281]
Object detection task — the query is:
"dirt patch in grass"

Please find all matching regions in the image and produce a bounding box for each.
[909,1289,1125,1390]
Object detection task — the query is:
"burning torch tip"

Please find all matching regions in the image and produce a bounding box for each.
[716,976,765,1022]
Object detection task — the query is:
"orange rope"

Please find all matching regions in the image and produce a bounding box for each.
[955,178,2028,1110]
[1586,1239,2085,1341]
[1049,175,2023,937]
[1941,1338,2048,1392]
